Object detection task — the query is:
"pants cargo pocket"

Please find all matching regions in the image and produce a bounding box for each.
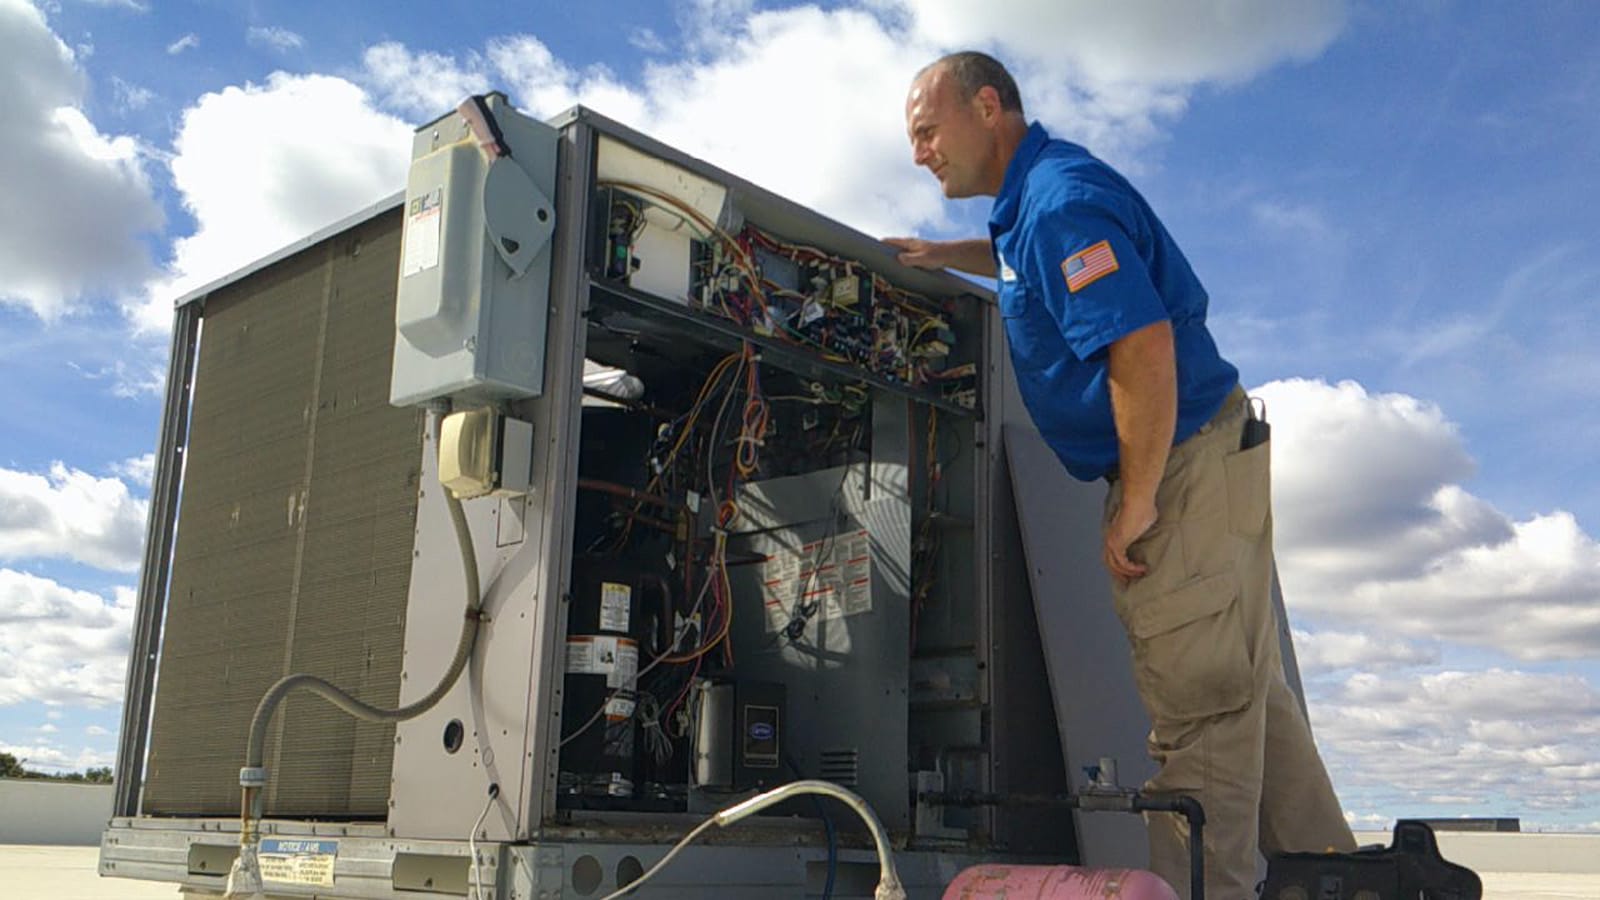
[1123,569,1253,723]
[1224,439,1271,537]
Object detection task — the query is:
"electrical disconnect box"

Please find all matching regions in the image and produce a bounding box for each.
[391,93,560,407]
[103,99,1163,900]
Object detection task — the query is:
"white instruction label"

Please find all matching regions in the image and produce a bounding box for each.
[566,635,639,689]
[565,636,597,674]
[609,640,639,688]
[761,528,873,632]
[258,839,337,887]
[600,582,632,632]
[401,188,442,276]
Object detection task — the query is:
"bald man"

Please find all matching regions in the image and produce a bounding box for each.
[887,52,1356,898]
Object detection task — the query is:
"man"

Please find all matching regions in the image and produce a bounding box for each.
[887,52,1356,898]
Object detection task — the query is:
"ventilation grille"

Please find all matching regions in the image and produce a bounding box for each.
[142,209,424,818]
[819,748,861,786]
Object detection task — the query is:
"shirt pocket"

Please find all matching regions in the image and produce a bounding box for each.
[998,283,1052,370]
[997,279,1027,318]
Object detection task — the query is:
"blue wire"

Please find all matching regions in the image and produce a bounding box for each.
[817,796,837,900]
[785,755,837,900]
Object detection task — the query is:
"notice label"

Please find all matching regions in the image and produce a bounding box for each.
[401,188,442,276]
[258,839,337,887]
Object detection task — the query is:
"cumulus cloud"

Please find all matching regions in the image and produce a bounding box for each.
[0,0,162,320]
[899,0,1347,88]
[0,571,135,707]
[896,2,1348,165]
[355,1,1352,244]
[111,453,155,488]
[135,73,413,332]
[362,41,492,122]
[0,462,148,572]
[1310,668,1600,821]
[135,1,1352,335]
[0,741,116,771]
[246,25,304,53]
[1293,629,1439,674]
[360,19,935,239]
[1262,378,1600,661]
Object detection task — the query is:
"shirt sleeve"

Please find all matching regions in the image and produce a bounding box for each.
[1016,193,1169,360]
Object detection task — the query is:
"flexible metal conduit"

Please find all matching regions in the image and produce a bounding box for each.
[243,482,481,769]
[227,406,483,899]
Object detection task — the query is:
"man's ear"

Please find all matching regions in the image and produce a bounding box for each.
[975,85,1002,123]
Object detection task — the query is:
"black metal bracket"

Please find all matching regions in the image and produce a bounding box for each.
[919,789,1206,900]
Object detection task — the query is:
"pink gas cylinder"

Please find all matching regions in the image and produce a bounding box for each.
[943,864,1180,900]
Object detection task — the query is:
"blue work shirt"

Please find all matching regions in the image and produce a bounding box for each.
[989,122,1238,481]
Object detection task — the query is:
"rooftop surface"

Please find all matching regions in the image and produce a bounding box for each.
[7,842,1600,899]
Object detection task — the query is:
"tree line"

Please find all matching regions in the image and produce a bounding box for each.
[0,751,113,784]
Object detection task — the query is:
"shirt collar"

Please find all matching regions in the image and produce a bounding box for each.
[989,121,1051,234]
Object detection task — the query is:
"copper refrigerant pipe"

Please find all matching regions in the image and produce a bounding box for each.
[576,478,679,511]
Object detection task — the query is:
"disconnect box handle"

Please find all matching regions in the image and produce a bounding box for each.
[456,94,511,159]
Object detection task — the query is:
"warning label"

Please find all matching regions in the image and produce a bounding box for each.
[258,839,337,887]
[566,635,639,689]
[761,528,872,632]
[401,188,442,276]
[608,640,638,688]
[600,582,631,632]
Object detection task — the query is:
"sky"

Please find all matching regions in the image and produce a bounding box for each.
[1,0,1597,834]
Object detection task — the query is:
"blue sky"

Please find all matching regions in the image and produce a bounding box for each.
[2,0,1597,833]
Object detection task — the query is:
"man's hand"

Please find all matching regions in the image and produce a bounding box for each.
[882,236,944,269]
[880,237,998,277]
[1103,496,1157,586]
[1104,319,1177,585]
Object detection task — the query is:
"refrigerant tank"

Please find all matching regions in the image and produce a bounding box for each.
[943,865,1179,900]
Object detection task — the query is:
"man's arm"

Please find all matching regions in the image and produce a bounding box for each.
[881,237,997,277]
[1103,319,1177,583]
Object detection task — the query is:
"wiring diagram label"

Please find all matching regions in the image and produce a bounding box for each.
[761,528,872,632]
[258,839,337,887]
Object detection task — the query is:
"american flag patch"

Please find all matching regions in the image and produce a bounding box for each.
[1062,240,1119,292]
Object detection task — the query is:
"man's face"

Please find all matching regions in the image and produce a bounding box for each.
[905,68,990,199]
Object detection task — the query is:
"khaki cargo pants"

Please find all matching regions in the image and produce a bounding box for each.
[1105,387,1356,899]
